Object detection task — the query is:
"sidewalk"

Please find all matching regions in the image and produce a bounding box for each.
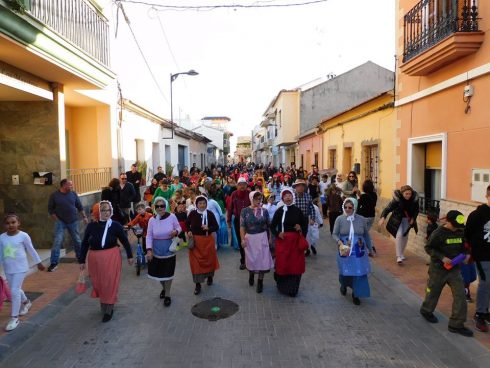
[369,231,490,349]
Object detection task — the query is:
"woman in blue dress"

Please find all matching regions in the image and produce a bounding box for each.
[333,197,374,305]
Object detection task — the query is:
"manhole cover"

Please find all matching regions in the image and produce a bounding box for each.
[191,298,239,321]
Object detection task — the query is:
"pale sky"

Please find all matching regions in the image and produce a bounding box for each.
[107,0,396,151]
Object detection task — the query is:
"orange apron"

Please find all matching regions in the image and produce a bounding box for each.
[188,235,220,275]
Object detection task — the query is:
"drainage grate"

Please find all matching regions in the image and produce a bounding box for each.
[24,291,43,301]
[191,298,239,321]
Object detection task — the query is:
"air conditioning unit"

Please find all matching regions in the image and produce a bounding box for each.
[471,168,490,203]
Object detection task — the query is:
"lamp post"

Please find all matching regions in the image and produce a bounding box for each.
[165,69,199,140]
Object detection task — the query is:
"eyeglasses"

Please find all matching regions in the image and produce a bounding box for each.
[154,205,165,209]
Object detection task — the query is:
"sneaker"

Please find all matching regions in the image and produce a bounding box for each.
[19,300,32,316]
[448,325,474,337]
[465,288,473,302]
[5,317,19,332]
[420,310,439,323]
[474,314,489,332]
[396,257,403,265]
[47,263,58,272]
[401,255,406,261]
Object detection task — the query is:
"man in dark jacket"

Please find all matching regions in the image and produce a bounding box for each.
[420,210,473,337]
[119,172,136,224]
[126,163,142,202]
[466,184,490,332]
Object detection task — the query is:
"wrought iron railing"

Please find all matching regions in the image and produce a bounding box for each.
[418,196,440,216]
[67,167,112,194]
[28,0,110,67]
[403,0,479,62]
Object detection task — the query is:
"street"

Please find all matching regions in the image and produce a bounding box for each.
[2,228,489,368]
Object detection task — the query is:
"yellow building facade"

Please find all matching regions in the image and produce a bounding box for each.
[320,92,396,201]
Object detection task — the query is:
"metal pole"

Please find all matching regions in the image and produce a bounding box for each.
[170,73,174,139]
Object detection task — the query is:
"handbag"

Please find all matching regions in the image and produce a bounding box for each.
[169,237,181,252]
[336,235,371,276]
[75,271,87,294]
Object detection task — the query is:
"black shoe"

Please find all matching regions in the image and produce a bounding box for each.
[194,283,201,295]
[420,310,439,323]
[239,263,246,270]
[305,249,311,257]
[311,246,317,255]
[340,286,347,296]
[47,263,58,272]
[159,289,165,299]
[448,326,474,337]
[352,296,361,305]
[163,297,171,307]
[257,279,263,294]
[102,310,113,323]
[207,276,213,286]
[482,312,490,323]
[249,273,254,286]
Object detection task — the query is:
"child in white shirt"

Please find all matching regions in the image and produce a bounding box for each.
[0,213,45,331]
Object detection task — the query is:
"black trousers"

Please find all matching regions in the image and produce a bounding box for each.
[233,216,245,264]
[329,212,342,235]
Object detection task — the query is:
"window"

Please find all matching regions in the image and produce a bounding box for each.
[277,110,282,128]
[364,145,379,187]
[135,139,144,162]
[314,152,319,168]
[328,149,337,169]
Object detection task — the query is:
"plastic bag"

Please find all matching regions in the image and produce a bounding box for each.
[218,217,229,247]
[75,271,87,294]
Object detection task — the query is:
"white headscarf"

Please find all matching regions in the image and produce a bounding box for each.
[279,187,295,233]
[342,197,358,254]
[249,190,263,218]
[153,196,169,220]
[194,195,208,226]
[99,200,113,248]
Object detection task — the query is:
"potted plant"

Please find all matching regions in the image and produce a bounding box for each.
[165,161,174,177]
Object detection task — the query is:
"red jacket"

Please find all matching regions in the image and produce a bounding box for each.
[128,212,153,236]
[227,189,251,223]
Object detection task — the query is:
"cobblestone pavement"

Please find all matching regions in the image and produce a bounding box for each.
[2,228,489,368]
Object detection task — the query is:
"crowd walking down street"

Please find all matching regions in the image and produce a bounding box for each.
[0,163,490,367]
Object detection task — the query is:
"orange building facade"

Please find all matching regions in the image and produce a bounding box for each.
[396,0,489,223]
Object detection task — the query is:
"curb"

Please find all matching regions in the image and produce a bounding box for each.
[370,263,490,367]
[0,284,81,362]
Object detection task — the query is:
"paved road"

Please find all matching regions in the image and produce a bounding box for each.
[2,228,489,368]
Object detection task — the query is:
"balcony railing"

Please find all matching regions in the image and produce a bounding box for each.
[403,0,479,62]
[418,196,440,216]
[28,0,110,67]
[67,167,112,194]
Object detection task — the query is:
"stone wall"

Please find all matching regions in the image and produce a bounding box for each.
[0,101,61,248]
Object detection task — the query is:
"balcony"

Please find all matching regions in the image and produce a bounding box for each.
[67,167,112,195]
[401,0,483,76]
[418,196,440,216]
[28,0,110,67]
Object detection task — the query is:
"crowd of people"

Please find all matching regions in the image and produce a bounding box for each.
[1,161,489,339]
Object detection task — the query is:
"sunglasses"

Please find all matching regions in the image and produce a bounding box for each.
[154,205,165,209]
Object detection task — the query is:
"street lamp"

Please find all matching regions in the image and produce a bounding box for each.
[164,69,199,139]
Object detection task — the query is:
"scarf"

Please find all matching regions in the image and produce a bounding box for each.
[153,197,169,220]
[249,191,263,218]
[195,195,208,226]
[280,187,295,233]
[342,197,358,256]
[99,200,113,248]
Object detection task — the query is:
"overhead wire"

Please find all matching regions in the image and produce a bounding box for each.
[119,0,328,11]
[115,0,169,103]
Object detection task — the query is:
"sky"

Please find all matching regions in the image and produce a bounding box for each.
[107,0,396,152]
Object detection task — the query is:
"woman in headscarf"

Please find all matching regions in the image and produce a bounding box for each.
[378,185,419,264]
[270,188,308,297]
[146,197,181,307]
[333,197,374,305]
[240,191,274,293]
[78,201,133,322]
[186,196,220,295]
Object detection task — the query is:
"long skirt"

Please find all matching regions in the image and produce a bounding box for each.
[339,275,370,298]
[274,273,302,297]
[244,231,273,273]
[88,247,121,304]
[189,234,220,283]
[148,238,176,281]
